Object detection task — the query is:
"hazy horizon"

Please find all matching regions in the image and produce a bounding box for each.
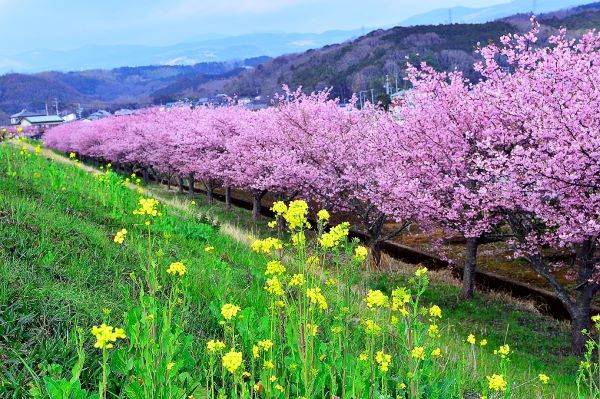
[1,0,516,53]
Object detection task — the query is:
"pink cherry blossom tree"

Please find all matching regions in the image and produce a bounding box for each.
[474,21,600,353]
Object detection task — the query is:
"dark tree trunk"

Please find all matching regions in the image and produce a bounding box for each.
[367,213,387,269]
[462,237,479,299]
[252,191,267,220]
[188,173,195,195]
[508,214,598,355]
[166,175,171,190]
[225,186,232,209]
[203,180,213,203]
[570,304,592,355]
[178,176,184,193]
[570,240,598,355]
[142,168,149,184]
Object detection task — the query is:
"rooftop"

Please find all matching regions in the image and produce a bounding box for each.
[23,115,64,123]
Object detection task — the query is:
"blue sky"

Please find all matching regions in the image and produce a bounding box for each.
[0,0,516,52]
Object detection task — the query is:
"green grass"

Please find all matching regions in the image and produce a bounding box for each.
[0,142,580,397]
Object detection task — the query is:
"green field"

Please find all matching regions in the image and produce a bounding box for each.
[0,142,586,398]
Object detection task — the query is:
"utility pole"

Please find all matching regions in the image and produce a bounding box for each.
[384,75,391,95]
[52,98,59,115]
[370,88,374,104]
[45,102,49,116]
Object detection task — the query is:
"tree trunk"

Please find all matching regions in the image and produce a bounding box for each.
[188,173,195,195]
[142,168,149,184]
[252,191,267,220]
[225,186,232,209]
[370,240,383,268]
[166,175,171,190]
[570,305,592,355]
[203,180,213,203]
[252,196,261,220]
[569,239,598,355]
[367,213,386,269]
[462,237,479,299]
[178,176,184,193]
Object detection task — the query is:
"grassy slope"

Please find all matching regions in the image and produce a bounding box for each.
[148,180,580,394]
[0,142,578,397]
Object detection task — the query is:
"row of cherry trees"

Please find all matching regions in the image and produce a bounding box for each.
[43,23,600,354]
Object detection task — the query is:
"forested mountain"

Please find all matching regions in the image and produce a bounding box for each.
[0,57,269,120]
[203,2,600,101]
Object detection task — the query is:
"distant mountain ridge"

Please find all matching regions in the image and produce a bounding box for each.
[400,0,596,26]
[0,30,363,74]
[0,57,269,119]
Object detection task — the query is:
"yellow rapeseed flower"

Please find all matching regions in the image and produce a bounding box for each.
[431,348,442,358]
[265,260,286,276]
[251,237,283,254]
[429,304,442,318]
[282,200,309,230]
[257,339,274,351]
[411,346,425,361]
[113,228,127,244]
[265,276,284,296]
[91,324,126,350]
[415,267,428,277]
[306,323,318,336]
[133,197,160,217]
[221,303,241,320]
[288,273,305,287]
[317,209,330,222]
[268,220,277,228]
[306,287,328,310]
[428,324,440,338]
[480,339,488,347]
[538,373,549,384]
[363,319,381,335]
[375,350,392,372]
[264,360,275,369]
[354,245,368,261]
[364,289,389,308]
[487,374,507,391]
[166,261,186,276]
[391,287,411,311]
[318,222,350,249]
[206,340,226,353]
[222,349,243,373]
[467,334,476,345]
[494,344,510,358]
[271,201,287,216]
[204,245,215,252]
